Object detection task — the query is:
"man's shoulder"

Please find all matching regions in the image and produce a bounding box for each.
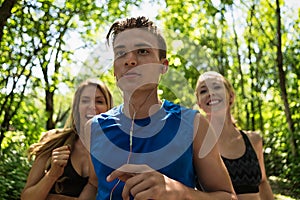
[97,105,122,119]
[163,100,198,113]
[163,100,198,126]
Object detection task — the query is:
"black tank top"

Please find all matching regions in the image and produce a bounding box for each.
[50,158,89,197]
[221,131,262,194]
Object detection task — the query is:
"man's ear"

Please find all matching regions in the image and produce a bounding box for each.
[113,69,119,82]
[113,72,117,79]
[160,59,169,74]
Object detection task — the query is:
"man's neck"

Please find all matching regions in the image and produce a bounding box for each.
[123,88,161,119]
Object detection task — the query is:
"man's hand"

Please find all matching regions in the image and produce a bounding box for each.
[107,164,184,200]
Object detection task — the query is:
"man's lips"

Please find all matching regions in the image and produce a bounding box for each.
[122,72,141,78]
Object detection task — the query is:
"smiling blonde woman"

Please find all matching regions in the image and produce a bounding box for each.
[21,79,113,200]
[195,71,274,200]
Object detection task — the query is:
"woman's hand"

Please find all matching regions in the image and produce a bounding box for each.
[47,145,71,179]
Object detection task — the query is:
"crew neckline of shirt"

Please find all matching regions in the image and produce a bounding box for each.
[119,99,166,121]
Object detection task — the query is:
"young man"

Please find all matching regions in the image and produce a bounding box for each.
[86,16,237,200]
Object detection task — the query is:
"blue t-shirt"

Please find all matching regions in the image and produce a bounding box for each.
[90,100,198,200]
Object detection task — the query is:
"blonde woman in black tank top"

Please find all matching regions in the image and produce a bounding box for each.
[21,79,113,200]
[195,71,274,200]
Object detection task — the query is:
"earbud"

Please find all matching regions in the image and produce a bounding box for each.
[160,59,169,74]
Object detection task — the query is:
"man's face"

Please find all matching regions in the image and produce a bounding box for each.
[113,28,165,92]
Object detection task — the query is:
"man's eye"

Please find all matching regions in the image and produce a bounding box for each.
[138,49,149,55]
[115,51,126,58]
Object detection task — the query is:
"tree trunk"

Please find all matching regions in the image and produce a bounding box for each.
[231,5,248,128]
[247,4,256,131]
[45,90,55,130]
[0,67,32,148]
[0,0,18,43]
[275,0,297,157]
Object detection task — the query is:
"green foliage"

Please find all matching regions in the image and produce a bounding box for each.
[286,157,300,195]
[0,131,32,200]
[160,67,196,107]
[159,0,300,194]
[0,0,299,198]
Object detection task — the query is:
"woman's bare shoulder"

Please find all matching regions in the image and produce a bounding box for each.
[244,130,262,146]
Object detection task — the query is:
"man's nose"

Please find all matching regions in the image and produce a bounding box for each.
[124,52,137,67]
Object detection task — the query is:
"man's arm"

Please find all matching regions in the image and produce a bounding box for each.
[192,113,237,199]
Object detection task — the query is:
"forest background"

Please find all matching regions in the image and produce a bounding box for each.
[0,0,299,199]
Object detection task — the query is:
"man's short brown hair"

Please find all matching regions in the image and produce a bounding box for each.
[106,16,167,59]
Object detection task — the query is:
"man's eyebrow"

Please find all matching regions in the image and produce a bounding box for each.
[134,43,152,48]
[114,44,125,49]
[114,43,153,50]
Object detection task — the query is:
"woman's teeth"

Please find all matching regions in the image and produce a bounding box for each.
[208,100,221,105]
